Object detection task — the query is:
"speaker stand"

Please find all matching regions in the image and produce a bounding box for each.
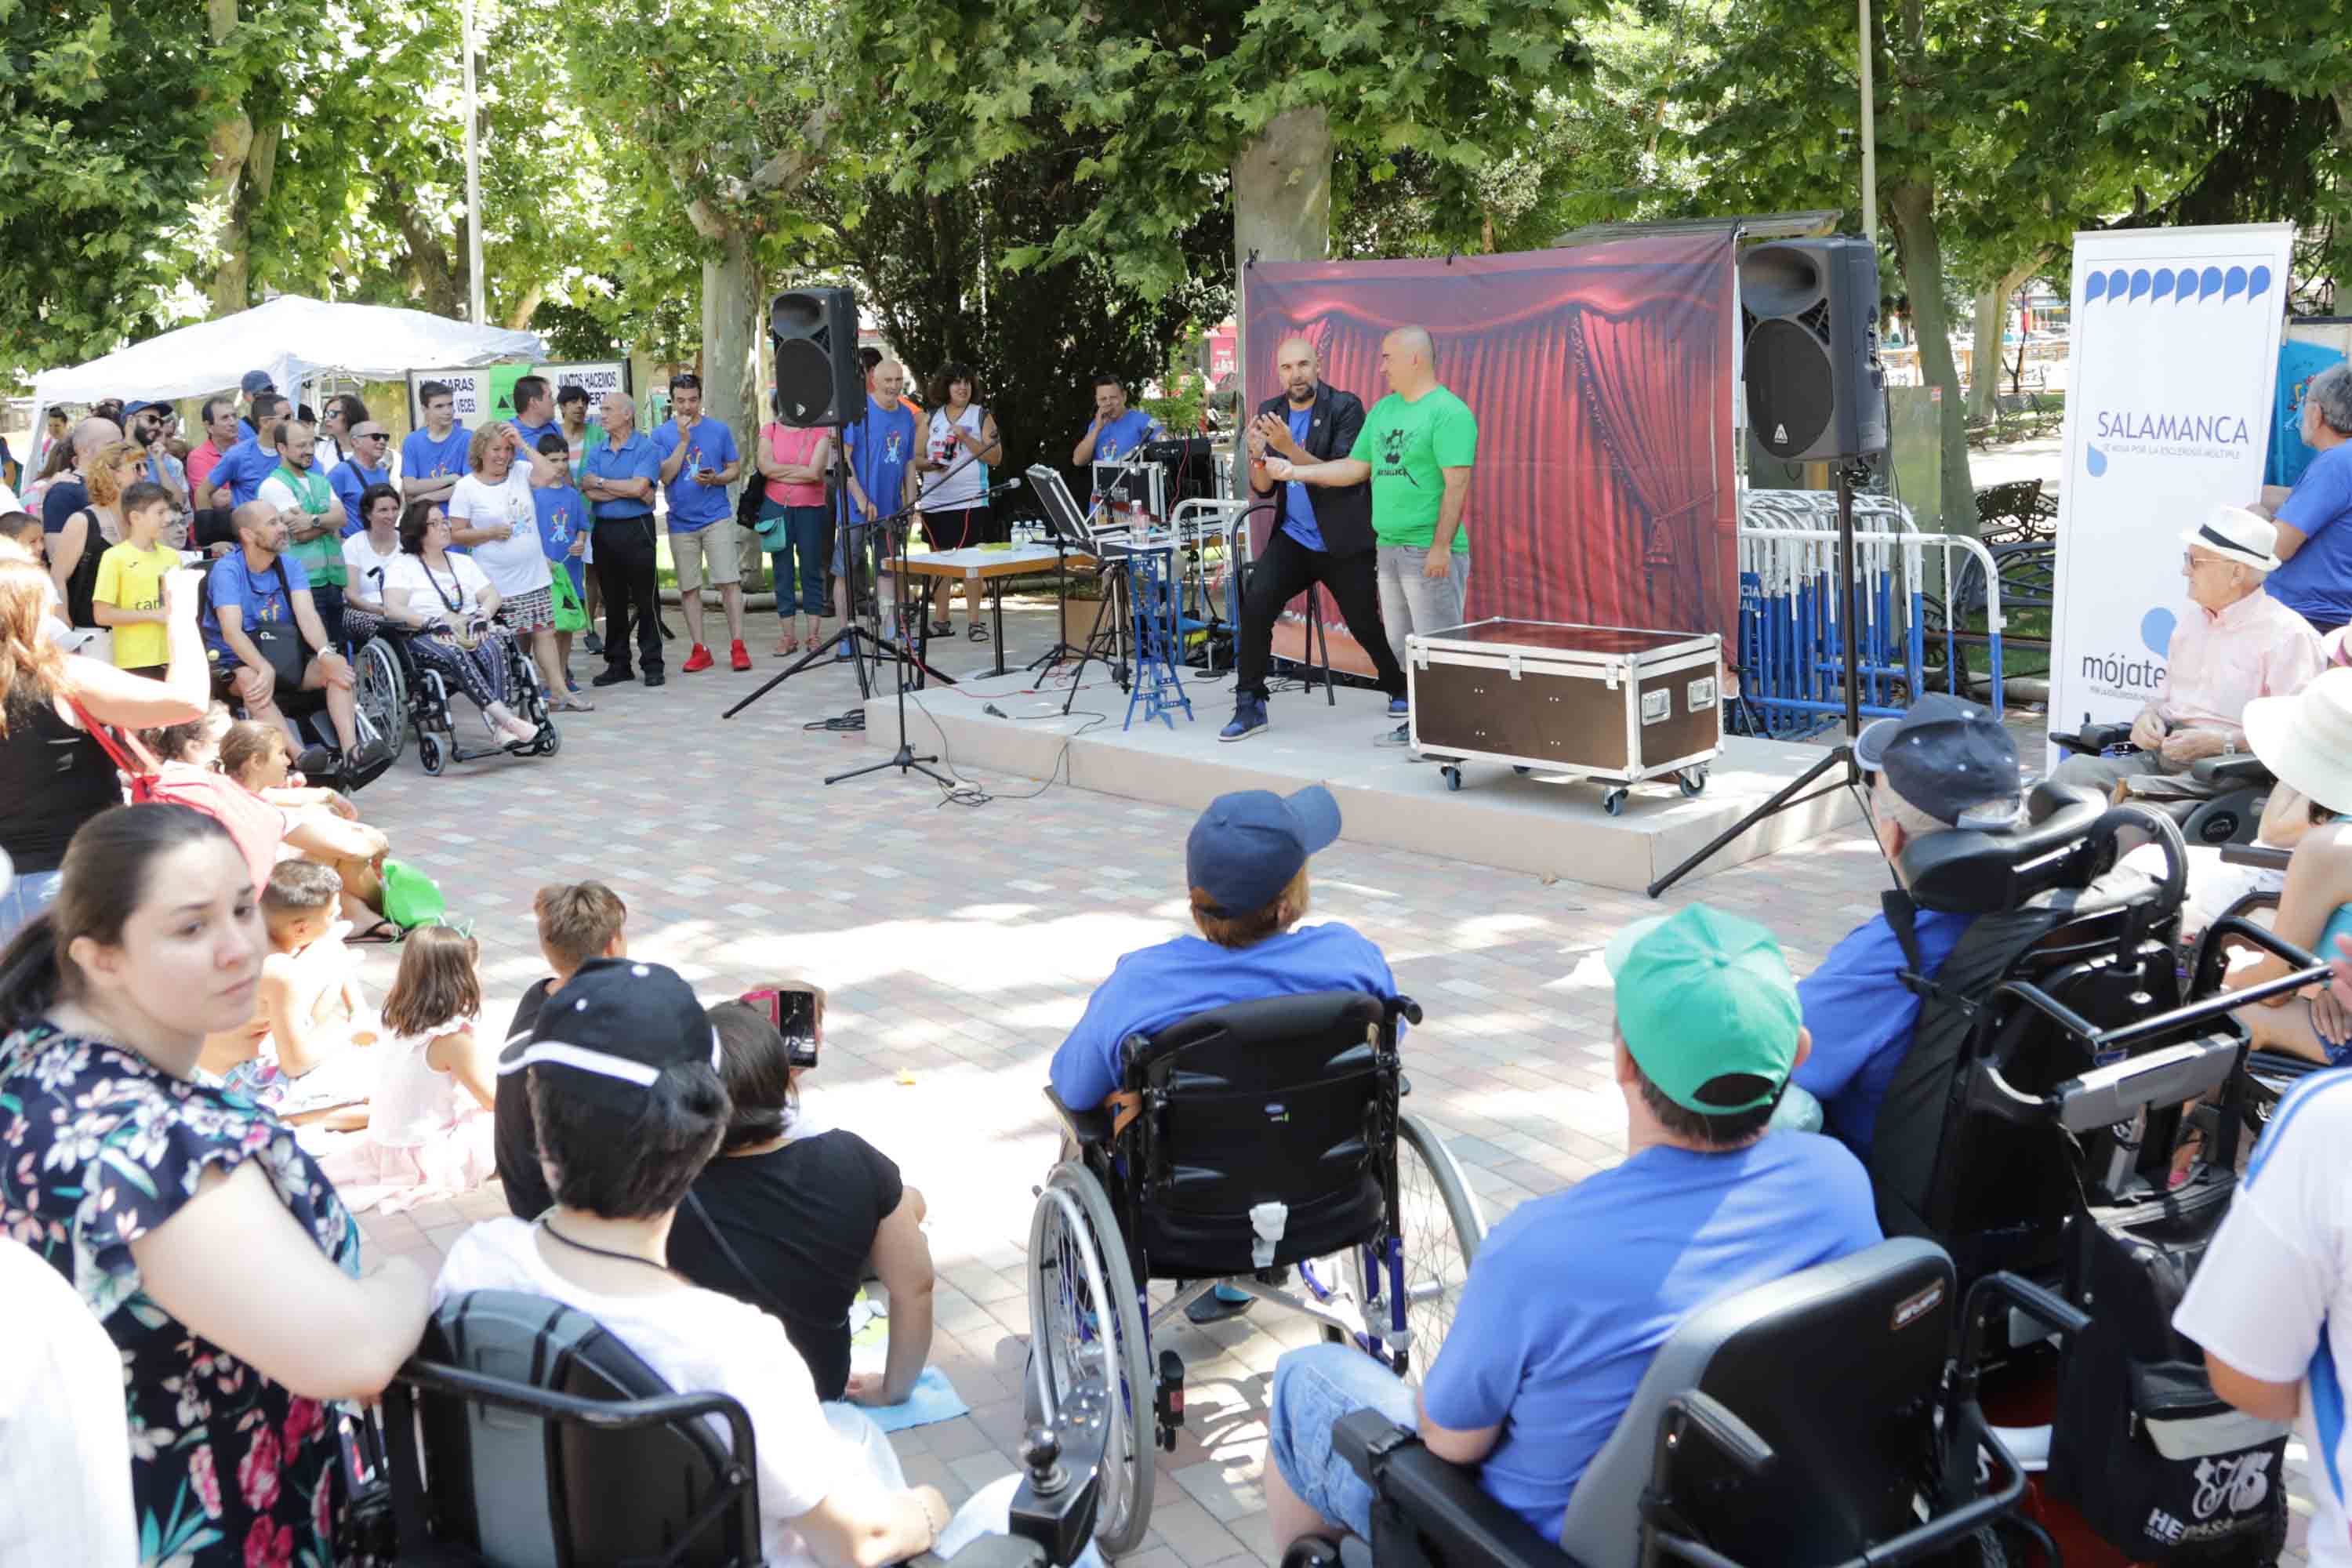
[1648,460,1870,898]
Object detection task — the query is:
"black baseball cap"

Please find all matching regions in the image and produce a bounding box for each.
[498,957,717,1112]
[1186,785,1341,916]
[1856,694,2023,829]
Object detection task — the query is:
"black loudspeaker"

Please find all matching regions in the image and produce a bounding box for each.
[770,287,861,427]
[1740,238,1886,461]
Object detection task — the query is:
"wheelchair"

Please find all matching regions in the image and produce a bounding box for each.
[2187,840,2332,1132]
[1279,1238,2083,1568]
[1029,990,1485,1556]
[373,1288,1102,1567]
[2046,720,2271,845]
[354,622,559,775]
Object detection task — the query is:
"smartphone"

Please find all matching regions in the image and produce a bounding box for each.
[746,985,822,1069]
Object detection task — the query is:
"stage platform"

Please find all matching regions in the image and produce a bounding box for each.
[864,670,1860,892]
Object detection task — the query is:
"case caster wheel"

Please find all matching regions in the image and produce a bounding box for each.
[1679,765,1708,798]
[1512,764,1530,776]
[1442,764,1463,792]
[1602,786,1628,816]
[418,734,445,775]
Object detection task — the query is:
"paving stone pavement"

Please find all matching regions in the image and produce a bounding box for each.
[343,604,2312,1566]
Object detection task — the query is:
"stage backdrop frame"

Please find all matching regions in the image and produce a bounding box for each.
[1242,233,1740,670]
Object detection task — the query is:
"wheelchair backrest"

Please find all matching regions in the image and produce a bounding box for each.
[1558,1239,1956,1568]
[1123,991,1394,1225]
[401,1289,758,1566]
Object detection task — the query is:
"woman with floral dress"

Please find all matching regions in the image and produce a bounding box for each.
[0,803,432,1566]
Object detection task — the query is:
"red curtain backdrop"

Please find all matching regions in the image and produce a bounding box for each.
[1243,233,1736,656]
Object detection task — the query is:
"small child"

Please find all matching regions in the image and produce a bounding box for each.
[316,924,497,1214]
[497,880,629,1218]
[202,860,372,1111]
[533,432,590,685]
[89,480,180,677]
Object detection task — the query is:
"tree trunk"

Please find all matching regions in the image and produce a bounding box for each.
[503,281,546,332]
[700,228,760,452]
[1963,260,2034,426]
[1230,106,1333,387]
[203,0,253,316]
[1885,180,1976,538]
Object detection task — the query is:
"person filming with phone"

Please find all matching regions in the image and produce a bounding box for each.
[667,982,938,1411]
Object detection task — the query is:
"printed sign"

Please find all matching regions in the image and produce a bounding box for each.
[405,361,632,429]
[2045,224,2293,764]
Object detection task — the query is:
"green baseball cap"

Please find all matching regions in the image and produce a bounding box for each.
[1602,905,1802,1114]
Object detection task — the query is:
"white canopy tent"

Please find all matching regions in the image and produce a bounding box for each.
[30,295,546,449]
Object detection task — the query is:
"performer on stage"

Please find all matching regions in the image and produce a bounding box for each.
[1071,374,1163,468]
[1221,337,1407,742]
[1265,325,1478,747]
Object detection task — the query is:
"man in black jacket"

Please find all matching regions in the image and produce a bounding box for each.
[1224,337,1409,742]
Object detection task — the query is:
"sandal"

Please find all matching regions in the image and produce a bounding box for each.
[777,633,800,656]
[347,917,403,946]
[927,620,953,638]
[967,622,990,643]
[554,696,594,713]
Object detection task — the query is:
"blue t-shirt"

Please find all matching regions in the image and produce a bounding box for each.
[1047,924,1395,1112]
[201,550,312,661]
[582,433,662,519]
[652,419,742,532]
[1792,909,1973,1162]
[1280,405,1323,551]
[2271,442,2352,625]
[845,399,919,521]
[1093,408,1162,463]
[207,436,278,507]
[401,425,473,489]
[534,482,587,563]
[512,416,564,455]
[329,459,390,539]
[1421,1134,1882,1542]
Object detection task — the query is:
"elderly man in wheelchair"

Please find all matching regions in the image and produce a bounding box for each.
[1283,769,2318,1568]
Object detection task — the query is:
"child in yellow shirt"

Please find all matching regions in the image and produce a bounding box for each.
[91,480,182,677]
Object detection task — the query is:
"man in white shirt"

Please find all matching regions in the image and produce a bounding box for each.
[2174,1075,2347,1562]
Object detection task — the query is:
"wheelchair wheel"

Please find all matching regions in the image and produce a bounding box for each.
[354,638,409,761]
[1392,1113,1484,1376]
[417,731,445,775]
[1029,1162,1154,1556]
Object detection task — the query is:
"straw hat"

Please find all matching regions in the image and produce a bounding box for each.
[2245,667,2352,818]
[2179,504,2283,573]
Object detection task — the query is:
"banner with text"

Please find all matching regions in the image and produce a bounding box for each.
[2047,223,2292,761]
[405,361,631,430]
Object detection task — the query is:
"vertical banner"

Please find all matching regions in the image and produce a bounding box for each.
[2047,223,2292,758]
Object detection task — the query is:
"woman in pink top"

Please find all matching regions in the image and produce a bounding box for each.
[750,421,833,655]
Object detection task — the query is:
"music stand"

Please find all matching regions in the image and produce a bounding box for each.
[1031,464,1134,716]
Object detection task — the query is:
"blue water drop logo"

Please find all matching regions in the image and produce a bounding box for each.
[2200,266,2224,301]
[2223,265,2248,303]
[2249,264,2272,301]
[2083,271,2108,307]
[2129,268,2152,303]
[2086,444,2110,477]
[2108,267,2132,304]
[2151,269,2175,304]
[2141,606,2177,657]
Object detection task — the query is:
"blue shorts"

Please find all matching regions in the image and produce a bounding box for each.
[1267,1343,1418,1539]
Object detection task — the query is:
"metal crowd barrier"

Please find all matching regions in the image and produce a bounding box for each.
[1734,489,2007,739]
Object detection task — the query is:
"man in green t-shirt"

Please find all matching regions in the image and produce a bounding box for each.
[1265,325,1477,746]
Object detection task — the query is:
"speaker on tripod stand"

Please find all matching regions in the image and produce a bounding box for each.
[1650,234,1889,897]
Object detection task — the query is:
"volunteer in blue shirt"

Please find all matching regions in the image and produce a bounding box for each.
[531,431,591,684]
[2261,363,2352,633]
[1791,695,2022,1163]
[836,361,920,652]
[202,392,291,510]
[579,391,667,688]
[201,499,361,757]
[1048,782,1394,1325]
[1071,373,1163,469]
[236,369,274,437]
[508,375,564,456]
[400,380,470,511]
[1263,904,1881,1556]
[652,372,749,673]
[330,419,394,541]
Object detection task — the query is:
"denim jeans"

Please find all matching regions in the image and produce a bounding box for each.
[1267,1342,1421,1539]
[768,503,830,618]
[1376,544,1470,680]
[0,866,63,946]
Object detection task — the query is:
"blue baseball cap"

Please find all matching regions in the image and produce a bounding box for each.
[1855,694,2023,828]
[1186,785,1341,916]
[241,370,276,395]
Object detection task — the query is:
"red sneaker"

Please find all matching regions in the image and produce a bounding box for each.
[730,639,752,672]
[681,644,714,673]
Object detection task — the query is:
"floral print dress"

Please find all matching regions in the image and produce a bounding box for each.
[0,1021,365,1567]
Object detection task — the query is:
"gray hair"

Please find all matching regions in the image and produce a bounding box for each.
[603,391,637,420]
[2310,365,2352,438]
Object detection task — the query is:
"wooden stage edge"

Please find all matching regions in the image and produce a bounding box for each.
[853,670,1860,894]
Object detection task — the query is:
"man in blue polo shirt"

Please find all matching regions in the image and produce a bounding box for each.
[836,361,920,651]
[2260,362,2352,634]
[509,374,564,454]
[401,379,471,510]
[1070,372,1163,468]
[1791,694,2023,1163]
[580,390,667,688]
[201,500,360,755]
[202,392,291,510]
[1261,904,1880,1555]
[652,372,748,673]
[329,419,394,538]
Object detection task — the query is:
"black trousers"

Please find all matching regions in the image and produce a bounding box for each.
[593,517,664,675]
[1235,528,1406,700]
